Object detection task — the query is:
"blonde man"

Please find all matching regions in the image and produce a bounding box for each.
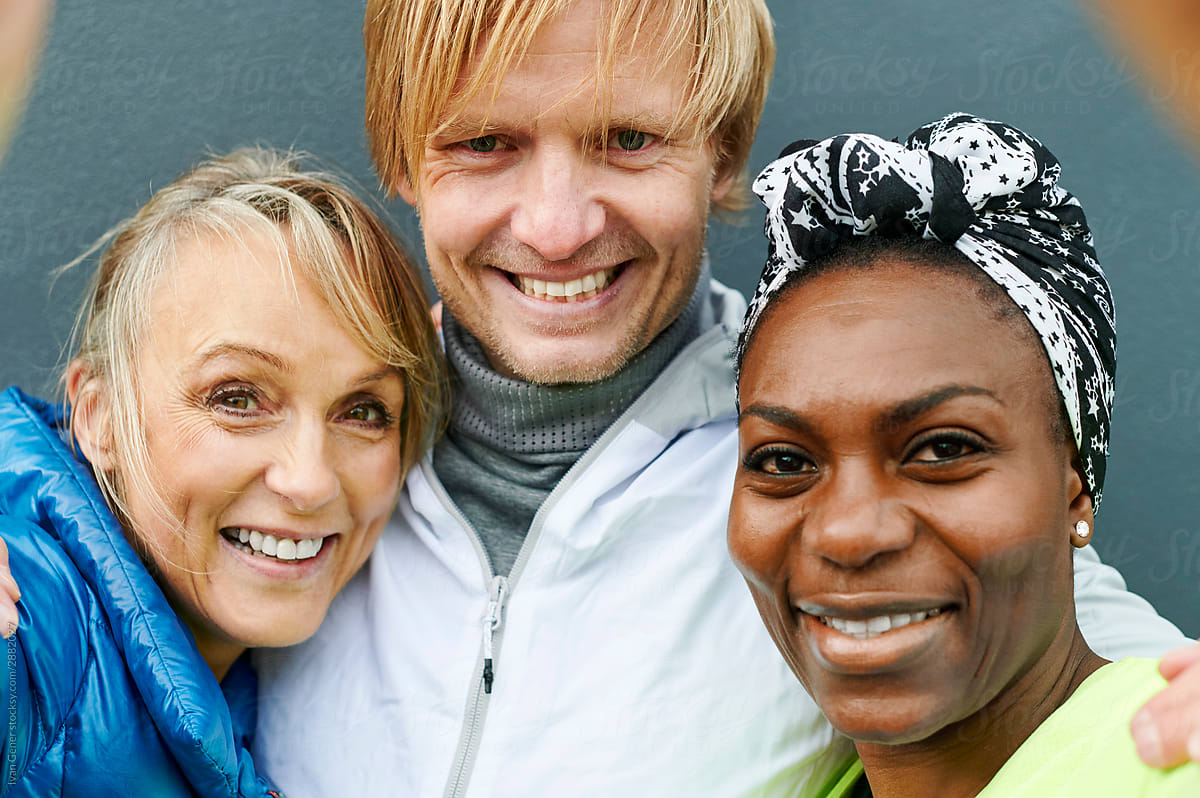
[252,1,1195,795]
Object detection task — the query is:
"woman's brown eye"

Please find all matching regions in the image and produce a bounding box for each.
[209,386,261,415]
[765,453,805,474]
[347,405,379,423]
[910,434,982,463]
[745,448,814,475]
[930,441,965,459]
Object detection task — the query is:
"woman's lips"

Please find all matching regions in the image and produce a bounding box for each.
[795,598,958,674]
[220,526,335,571]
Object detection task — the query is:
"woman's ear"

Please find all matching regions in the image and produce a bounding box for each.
[66,359,114,471]
[1066,457,1096,548]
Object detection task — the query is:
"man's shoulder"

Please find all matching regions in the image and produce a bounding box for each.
[633,279,746,438]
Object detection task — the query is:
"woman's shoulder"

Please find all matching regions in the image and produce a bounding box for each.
[0,514,104,792]
[981,658,1200,797]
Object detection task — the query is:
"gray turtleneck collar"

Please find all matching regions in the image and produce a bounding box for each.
[432,262,715,576]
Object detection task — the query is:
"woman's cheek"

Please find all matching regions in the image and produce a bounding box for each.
[728,497,789,587]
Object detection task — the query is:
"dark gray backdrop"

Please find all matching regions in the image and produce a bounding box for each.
[3,0,1198,635]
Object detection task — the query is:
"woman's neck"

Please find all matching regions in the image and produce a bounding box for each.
[195,635,245,682]
[854,628,1107,798]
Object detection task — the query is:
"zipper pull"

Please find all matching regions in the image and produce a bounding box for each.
[481,575,507,694]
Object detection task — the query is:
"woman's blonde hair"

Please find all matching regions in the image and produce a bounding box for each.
[363,0,775,213]
[67,147,447,530]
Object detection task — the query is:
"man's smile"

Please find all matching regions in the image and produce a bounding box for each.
[509,264,625,302]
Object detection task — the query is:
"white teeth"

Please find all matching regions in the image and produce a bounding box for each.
[515,266,618,301]
[818,610,945,640]
[224,527,327,562]
[842,619,868,636]
[866,616,891,635]
[275,538,297,561]
[296,537,324,559]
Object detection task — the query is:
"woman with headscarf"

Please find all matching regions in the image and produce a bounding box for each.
[728,112,1200,797]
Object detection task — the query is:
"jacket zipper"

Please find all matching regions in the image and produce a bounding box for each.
[430,470,500,798]
[482,575,507,694]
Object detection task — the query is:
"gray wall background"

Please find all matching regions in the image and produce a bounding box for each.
[2,1,1199,636]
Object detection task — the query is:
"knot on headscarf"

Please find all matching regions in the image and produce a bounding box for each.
[739,112,1117,507]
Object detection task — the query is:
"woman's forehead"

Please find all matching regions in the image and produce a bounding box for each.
[740,261,1053,412]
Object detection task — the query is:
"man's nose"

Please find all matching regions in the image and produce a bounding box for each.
[264,420,341,513]
[509,147,606,262]
[802,462,913,569]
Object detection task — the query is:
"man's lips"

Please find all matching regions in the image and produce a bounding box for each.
[505,263,626,302]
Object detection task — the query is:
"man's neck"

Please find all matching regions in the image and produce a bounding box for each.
[854,627,1107,798]
[432,267,715,577]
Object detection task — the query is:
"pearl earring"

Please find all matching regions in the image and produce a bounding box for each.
[1074,520,1091,541]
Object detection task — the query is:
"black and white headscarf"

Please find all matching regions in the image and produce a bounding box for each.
[738,112,1116,506]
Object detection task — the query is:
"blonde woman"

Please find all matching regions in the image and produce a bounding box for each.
[0,148,444,795]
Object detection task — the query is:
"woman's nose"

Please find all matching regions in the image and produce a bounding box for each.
[508,147,606,262]
[802,463,913,568]
[264,421,340,512]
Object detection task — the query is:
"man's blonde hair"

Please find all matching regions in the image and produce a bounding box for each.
[363,0,775,213]
[67,147,447,533]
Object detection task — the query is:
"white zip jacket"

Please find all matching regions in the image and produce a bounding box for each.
[254,281,1188,798]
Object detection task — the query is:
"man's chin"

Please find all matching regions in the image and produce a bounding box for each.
[484,336,644,386]
[495,352,632,386]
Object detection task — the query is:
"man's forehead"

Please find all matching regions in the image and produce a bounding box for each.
[437,8,695,136]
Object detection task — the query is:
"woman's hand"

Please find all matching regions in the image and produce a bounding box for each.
[0,537,20,637]
[1133,642,1200,766]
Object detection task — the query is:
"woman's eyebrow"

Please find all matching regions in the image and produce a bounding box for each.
[876,385,1000,433]
[738,404,817,436]
[352,368,399,387]
[192,343,291,373]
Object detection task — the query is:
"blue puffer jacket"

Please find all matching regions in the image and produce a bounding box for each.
[0,387,280,797]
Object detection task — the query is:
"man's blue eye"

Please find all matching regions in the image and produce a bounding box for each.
[466,136,500,152]
[613,130,648,151]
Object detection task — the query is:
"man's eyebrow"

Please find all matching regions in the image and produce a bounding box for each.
[600,111,677,133]
[876,385,1000,433]
[431,117,502,141]
[192,343,291,373]
[431,111,680,143]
